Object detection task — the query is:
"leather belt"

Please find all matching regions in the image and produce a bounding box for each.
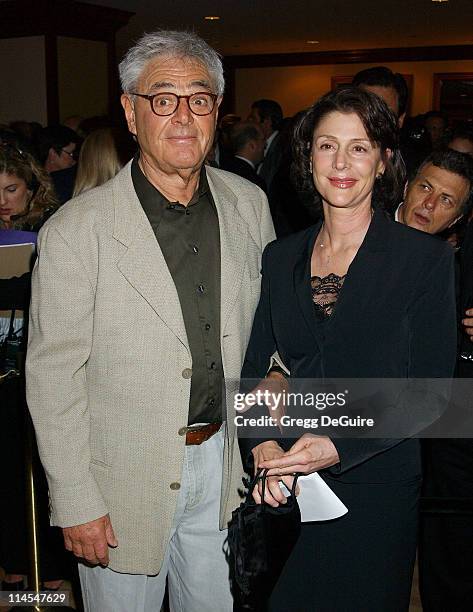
[185,423,221,445]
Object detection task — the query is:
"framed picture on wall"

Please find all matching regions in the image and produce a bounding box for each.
[330,75,353,89]
[433,73,473,124]
[331,74,414,115]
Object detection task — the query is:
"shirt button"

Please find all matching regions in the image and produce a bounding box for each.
[178,427,187,436]
[205,323,211,330]
[198,284,205,293]
[185,209,191,216]
[182,368,192,379]
[192,245,199,254]
[210,362,216,370]
[168,204,176,210]
[209,398,215,406]
[170,482,181,490]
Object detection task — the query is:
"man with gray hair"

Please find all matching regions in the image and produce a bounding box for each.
[26,30,274,611]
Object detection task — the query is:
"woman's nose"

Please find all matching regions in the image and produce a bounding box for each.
[332,149,348,170]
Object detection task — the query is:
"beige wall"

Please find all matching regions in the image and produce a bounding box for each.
[0,36,47,125]
[57,37,108,122]
[235,59,473,118]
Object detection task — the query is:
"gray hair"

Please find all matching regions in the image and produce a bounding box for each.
[119,30,225,96]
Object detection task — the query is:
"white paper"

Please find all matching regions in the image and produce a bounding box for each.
[281,473,348,522]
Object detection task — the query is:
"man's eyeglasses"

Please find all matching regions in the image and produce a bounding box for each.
[131,92,219,117]
[61,148,77,160]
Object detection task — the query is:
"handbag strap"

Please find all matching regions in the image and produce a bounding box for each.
[7,309,16,341]
[249,467,300,504]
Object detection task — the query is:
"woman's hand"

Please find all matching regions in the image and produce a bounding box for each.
[260,434,340,476]
[251,440,295,508]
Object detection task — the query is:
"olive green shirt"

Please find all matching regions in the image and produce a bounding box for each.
[132,157,223,425]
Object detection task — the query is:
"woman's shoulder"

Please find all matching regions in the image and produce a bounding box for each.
[264,224,318,260]
[388,215,452,258]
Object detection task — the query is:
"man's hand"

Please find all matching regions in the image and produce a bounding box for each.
[63,514,117,565]
[260,434,340,476]
[462,309,473,341]
[251,440,295,508]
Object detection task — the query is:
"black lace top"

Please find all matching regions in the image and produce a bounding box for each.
[311,273,346,319]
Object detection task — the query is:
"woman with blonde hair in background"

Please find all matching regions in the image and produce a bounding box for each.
[73,127,135,196]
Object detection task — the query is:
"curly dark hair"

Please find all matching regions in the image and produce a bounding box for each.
[0,141,58,230]
[292,86,406,214]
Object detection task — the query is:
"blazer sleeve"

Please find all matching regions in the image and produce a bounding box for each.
[329,244,457,474]
[239,244,292,469]
[26,223,108,527]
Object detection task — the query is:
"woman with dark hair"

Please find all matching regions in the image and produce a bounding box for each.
[240,87,457,611]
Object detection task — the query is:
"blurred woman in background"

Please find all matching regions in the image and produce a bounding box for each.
[73,127,135,196]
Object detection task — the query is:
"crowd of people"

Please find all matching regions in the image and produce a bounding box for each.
[1,28,473,612]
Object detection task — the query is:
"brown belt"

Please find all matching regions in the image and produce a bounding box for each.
[185,423,221,445]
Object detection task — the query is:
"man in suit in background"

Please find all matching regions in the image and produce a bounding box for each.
[247,98,284,193]
[26,30,274,612]
[397,149,472,234]
[448,125,473,158]
[352,66,408,127]
[37,125,80,204]
[396,148,473,612]
[221,121,267,191]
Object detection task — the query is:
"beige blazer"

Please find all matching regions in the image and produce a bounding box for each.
[26,162,275,575]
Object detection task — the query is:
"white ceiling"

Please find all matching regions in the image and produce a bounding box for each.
[82,0,473,57]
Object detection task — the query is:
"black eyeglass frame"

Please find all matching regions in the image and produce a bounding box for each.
[60,147,77,160]
[131,91,219,117]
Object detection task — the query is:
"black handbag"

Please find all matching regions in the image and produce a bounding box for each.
[227,468,301,611]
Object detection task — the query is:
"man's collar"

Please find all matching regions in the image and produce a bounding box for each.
[395,203,403,223]
[264,131,278,154]
[235,155,256,170]
[133,154,209,204]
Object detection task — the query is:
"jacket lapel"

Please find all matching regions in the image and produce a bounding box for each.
[206,168,249,333]
[292,210,391,338]
[111,164,189,350]
[334,209,390,318]
[293,222,322,344]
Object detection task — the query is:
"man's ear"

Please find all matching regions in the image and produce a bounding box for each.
[48,147,59,162]
[214,96,223,126]
[121,94,137,136]
[263,117,272,134]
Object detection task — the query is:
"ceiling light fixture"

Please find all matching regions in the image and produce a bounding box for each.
[431,0,448,3]
[306,40,320,44]
[204,15,220,20]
